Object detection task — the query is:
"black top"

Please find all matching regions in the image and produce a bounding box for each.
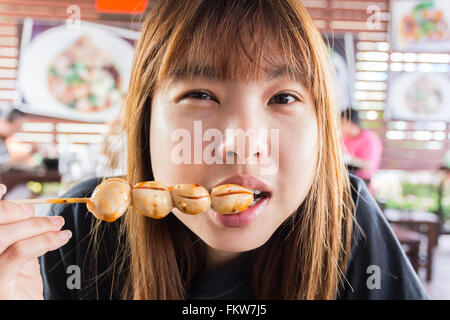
[39,175,429,300]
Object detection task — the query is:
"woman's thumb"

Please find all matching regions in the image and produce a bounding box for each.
[0,183,7,199]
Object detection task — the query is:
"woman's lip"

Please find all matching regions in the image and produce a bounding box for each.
[211,174,272,194]
[210,196,270,228]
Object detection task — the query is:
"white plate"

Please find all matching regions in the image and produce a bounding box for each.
[18,23,134,122]
[388,72,450,121]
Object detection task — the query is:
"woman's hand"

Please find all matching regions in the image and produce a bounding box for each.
[0,184,72,300]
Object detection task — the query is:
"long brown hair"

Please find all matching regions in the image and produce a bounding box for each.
[113,0,356,299]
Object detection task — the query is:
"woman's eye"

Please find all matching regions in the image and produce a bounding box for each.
[184,91,216,101]
[269,93,299,105]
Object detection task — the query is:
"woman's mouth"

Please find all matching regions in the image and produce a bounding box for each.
[210,190,271,228]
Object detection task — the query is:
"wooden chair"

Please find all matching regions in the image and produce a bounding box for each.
[384,208,441,281]
[390,224,423,272]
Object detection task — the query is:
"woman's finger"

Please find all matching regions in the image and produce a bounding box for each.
[0,200,35,225]
[0,216,65,255]
[0,229,72,287]
[0,183,35,225]
[0,184,6,198]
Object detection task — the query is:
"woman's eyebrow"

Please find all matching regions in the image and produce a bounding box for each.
[170,65,217,80]
[169,64,300,81]
[266,64,299,80]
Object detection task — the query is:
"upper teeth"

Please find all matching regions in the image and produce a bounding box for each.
[253,190,262,195]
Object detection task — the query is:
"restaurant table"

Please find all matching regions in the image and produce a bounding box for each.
[0,166,61,193]
[384,208,440,281]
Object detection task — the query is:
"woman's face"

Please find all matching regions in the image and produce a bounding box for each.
[150,58,318,253]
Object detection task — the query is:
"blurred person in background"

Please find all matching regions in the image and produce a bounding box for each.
[0,108,37,169]
[0,108,38,200]
[340,107,382,188]
[0,113,13,166]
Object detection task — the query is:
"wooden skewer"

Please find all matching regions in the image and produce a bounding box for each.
[7,198,90,205]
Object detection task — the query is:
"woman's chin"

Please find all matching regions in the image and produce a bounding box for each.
[172,205,278,252]
[202,219,275,252]
[203,234,268,253]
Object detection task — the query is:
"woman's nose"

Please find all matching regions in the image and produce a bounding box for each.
[212,87,277,171]
[216,128,270,166]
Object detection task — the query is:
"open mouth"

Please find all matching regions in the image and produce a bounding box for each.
[249,189,271,208]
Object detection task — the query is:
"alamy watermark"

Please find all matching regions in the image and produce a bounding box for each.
[66,5,81,30]
[366,265,381,290]
[366,4,382,30]
[170,121,279,176]
[66,265,81,290]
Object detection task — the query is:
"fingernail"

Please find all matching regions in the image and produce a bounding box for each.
[58,230,72,240]
[0,184,6,196]
[48,216,64,226]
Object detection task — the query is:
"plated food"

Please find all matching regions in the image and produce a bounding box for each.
[399,1,449,45]
[405,74,442,116]
[47,35,123,112]
[8,178,255,222]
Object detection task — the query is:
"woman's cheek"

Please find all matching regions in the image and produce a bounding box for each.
[150,104,211,185]
[150,102,185,184]
[150,124,197,185]
[277,116,318,209]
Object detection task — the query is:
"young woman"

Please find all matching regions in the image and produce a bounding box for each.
[0,0,427,300]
